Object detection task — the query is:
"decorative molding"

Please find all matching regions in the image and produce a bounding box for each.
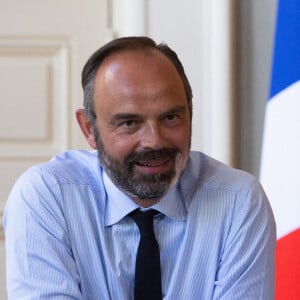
[111,0,147,37]
[0,211,4,241]
[0,36,71,158]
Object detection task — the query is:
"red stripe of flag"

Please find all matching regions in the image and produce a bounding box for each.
[276,228,300,299]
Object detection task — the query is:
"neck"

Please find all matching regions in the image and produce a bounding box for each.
[131,197,161,208]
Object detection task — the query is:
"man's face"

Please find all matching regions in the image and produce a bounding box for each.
[92,49,191,203]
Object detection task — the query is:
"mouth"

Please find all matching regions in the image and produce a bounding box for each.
[134,158,171,174]
[126,148,178,176]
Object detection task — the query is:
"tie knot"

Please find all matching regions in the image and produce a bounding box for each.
[130,209,158,236]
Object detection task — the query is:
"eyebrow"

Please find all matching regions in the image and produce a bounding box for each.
[110,113,141,124]
[109,105,188,123]
[159,105,187,117]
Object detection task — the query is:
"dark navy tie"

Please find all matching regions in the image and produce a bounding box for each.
[130,209,162,300]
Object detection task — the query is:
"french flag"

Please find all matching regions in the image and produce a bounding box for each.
[260,0,300,299]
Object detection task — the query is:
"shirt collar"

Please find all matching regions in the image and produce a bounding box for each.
[103,171,187,226]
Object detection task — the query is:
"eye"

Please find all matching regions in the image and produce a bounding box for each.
[119,119,140,130]
[164,114,180,124]
[166,114,178,121]
[119,120,137,129]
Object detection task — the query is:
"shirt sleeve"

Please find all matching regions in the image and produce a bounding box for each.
[3,167,84,299]
[212,180,276,300]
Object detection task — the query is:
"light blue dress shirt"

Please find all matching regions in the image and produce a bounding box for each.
[3,150,276,299]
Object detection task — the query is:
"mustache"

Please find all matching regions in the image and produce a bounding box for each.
[125,148,178,165]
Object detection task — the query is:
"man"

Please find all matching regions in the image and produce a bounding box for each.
[4,36,276,299]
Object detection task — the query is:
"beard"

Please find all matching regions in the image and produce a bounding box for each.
[93,127,188,200]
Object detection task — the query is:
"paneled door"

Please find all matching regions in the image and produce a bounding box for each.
[0,1,110,298]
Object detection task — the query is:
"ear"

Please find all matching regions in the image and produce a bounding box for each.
[76,108,97,149]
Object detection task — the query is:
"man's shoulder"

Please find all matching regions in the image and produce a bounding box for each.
[5,150,103,215]
[180,152,269,216]
[186,151,259,195]
[22,149,100,186]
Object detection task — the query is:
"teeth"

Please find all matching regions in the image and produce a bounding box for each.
[140,161,165,167]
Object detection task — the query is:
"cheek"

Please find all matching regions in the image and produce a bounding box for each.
[105,135,139,159]
[169,126,191,149]
[96,121,139,158]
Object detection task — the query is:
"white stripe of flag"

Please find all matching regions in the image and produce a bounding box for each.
[260,0,300,298]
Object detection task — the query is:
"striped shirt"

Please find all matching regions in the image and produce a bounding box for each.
[3,150,276,299]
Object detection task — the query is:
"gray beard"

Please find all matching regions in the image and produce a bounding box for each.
[94,129,184,200]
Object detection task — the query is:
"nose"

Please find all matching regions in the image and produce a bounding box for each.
[139,122,164,149]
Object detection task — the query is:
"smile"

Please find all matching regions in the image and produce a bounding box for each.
[137,159,169,167]
[134,159,171,174]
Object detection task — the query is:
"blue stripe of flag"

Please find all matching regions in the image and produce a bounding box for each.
[270,0,300,99]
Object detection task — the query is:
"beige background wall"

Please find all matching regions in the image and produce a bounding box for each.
[0,1,108,298]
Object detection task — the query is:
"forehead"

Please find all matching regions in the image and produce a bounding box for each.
[93,49,186,102]
[94,49,186,113]
[89,49,192,129]
[92,49,190,126]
